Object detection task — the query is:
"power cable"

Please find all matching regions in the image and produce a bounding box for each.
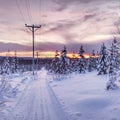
[15,0,27,23]
[25,0,33,23]
[38,0,41,24]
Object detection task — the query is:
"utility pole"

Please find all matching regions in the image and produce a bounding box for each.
[25,24,41,75]
[36,51,39,70]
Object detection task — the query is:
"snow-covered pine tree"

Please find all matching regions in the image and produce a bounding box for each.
[2,57,11,75]
[87,50,97,72]
[79,45,85,58]
[0,57,11,98]
[97,43,108,75]
[50,46,70,75]
[50,50,60,73]
[58,46,70,74]
[11,51,19,73]
[77,45,86,73]
[0,55,19,99]
[69,52,78,73]
[106,37,120,90]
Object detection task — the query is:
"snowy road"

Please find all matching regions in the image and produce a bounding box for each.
[5,70,68,120]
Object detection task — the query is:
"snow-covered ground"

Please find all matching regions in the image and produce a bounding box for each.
[0,72,32,120]
[49,72,120,120]
[0,69,120,120]
[0,69,68,120]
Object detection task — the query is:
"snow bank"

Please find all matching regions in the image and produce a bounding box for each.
[49,71,120,120]
[0,71,33,119]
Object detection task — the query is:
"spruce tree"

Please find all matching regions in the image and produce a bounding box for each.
[51,46,70,74]
[11,51,19,73]
[70,52,78,73]
[2,57,11,75]
[106,38,120,90]
[51,50,60,73]
[0,57,11,97]
[77,45,86,73]
[88,50,97,72]
[58,46,70,74]
[97,43,108,75]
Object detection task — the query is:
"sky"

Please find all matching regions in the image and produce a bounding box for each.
[0,0,120,57]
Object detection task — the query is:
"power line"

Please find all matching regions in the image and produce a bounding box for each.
[38,0,41,24]
[117,1,120,26]
[15,0,26,23]
[28,0,33,21]
[25,0,32,23]
[25,0,33,23]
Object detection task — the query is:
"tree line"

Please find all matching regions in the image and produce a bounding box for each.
[47,38,120,90]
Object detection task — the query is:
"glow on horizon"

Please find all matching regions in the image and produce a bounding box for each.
[0,51,58,58]
[0,51,94,59]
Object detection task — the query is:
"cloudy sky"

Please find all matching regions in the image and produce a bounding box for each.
[0,0,120,56]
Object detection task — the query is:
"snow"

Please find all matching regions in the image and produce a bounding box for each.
[49,72,120,120]
[0,69,68,120]
[0,69,120,120]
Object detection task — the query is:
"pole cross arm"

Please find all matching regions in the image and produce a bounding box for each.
[25,24,41,28]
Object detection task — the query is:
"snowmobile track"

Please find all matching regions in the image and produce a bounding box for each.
[4,70,68,120]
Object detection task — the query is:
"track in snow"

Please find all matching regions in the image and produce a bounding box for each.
[5,70,68,120]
